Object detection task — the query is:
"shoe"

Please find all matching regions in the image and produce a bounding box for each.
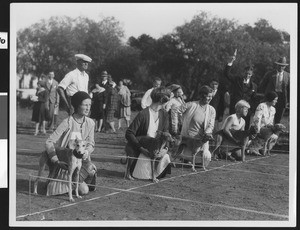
[34,131,39,136]
[227,155,236,162]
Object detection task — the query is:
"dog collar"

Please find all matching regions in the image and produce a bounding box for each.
[73,149,84,159]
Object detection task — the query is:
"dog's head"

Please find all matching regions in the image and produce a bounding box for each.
[156,131,175,145]
[69,139,86,157]
[202,133,214,143]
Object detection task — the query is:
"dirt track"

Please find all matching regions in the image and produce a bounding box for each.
[15,128,289,223]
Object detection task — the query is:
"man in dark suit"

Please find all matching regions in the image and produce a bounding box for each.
[223,55,258,130]
[209,79,225,133]
[259,57,290,124]
[45,71,59,131]
[99,70,110,89]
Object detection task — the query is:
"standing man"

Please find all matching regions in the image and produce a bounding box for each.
[58,54,92,115]
[209,79,225,133]
[224,54,257,130]
[141,77,162,109]
[259,57,290,124]
[45,71,59,131]
[99,71,110,89]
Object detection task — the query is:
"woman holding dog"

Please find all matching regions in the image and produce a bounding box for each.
[249,91,279,155]
[252,91,278,132]
[214,100,251,161]
[44,91,97,196]
[124,86,172,181]
[173,85,215,168]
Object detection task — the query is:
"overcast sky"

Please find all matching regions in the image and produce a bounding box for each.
[11,3,296,40]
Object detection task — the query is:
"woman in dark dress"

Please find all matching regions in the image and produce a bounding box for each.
[90,83,106,132]
[32,81,49,135]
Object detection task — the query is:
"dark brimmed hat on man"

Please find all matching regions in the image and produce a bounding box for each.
[275,57,289,66]
[101,71,109,77]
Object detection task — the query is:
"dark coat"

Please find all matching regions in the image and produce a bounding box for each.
[258,70,290,107]
[224,64,258,113]
[125,107,169,152]
[210,88,225,121]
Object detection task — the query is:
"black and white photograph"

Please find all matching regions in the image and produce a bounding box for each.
[9,2,297,227]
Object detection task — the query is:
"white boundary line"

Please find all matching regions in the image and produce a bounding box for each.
[16,154,288,220]
[212,167,289,178]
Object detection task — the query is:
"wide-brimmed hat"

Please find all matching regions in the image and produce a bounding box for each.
[101,71,109,77]
[75,54,92,62]
[275,57,289,66]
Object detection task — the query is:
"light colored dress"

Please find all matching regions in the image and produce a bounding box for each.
[45,116,95,195]
[252,102,276,132]
[132,108,171,179]
[174,101,215,163]
[117,85,131,121]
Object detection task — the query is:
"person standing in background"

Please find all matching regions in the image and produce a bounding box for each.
[31,81,49,136]
[116,80,131,129]
[89,83,106,132]
[105,81,119,133]
[223,52,257,130]
[209,79,225,134]
[45,71,60,132]
[58,54,92,115]
[258,57,290,124]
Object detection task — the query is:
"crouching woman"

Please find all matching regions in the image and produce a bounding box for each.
[214,100,250,161]
[173,85,215,169]
[124,87,172,181]
[45,91,97,196]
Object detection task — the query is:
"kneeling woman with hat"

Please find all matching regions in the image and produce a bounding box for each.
[44,91,97,196]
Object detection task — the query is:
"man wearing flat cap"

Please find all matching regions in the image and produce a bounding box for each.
[223,54,258,130]
[58,54,92,115]
[259,57,290,123]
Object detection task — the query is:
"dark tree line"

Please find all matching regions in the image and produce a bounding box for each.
[17,12,290,97]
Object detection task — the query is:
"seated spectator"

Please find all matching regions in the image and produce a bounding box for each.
[125,87,172,181]
[215,100,250,161]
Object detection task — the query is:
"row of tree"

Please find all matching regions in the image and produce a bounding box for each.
[17,11,290,97]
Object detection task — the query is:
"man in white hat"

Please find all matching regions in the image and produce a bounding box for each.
[259,56,290,123]
[58,54,92,115]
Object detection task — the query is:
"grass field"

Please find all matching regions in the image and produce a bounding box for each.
[13,106,293,226]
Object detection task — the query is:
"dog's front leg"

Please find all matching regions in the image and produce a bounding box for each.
[191,152,197,172]
[262,141,268,156]
[241,138,248,162]
[74,167,82,199]
[68,169,75,202]
[151,158,159,183]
